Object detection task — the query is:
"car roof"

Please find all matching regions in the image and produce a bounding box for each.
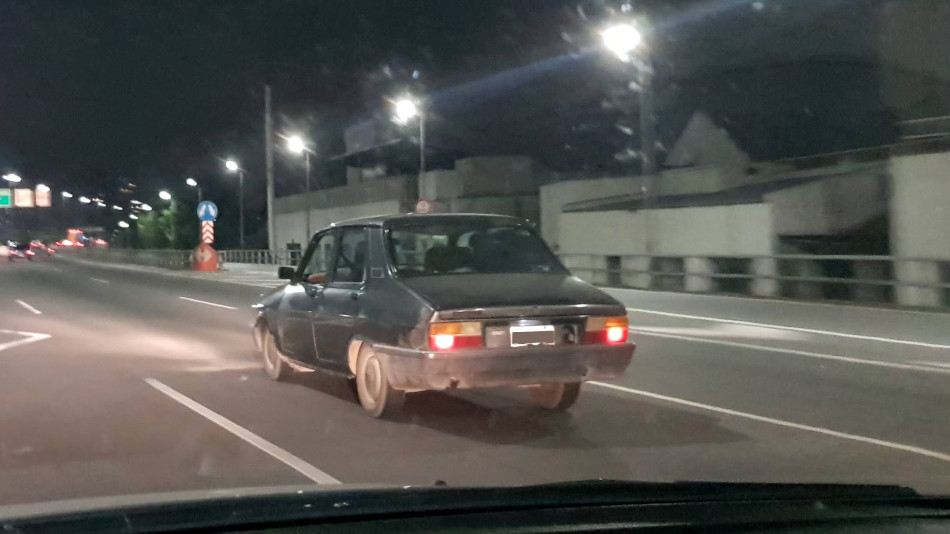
[330,213,530,228]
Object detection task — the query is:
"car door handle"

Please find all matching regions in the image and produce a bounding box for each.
[349,291,361,301]
[306,286,323,298]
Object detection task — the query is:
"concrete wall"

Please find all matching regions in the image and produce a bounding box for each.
[890,152,950,306]
[455,156,540,196]
[273,176,416,248]
[275,199,405,249]
[766,173,888,236]
[418,170,463,200]
[558,203,774,257]
[540,177,644,249]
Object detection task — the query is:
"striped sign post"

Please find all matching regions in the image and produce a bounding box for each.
[201,221,215,244]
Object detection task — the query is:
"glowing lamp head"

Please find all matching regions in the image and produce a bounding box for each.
[394,99,418,123]
[287,136,306,154]
[225,160,239,172]
[602,23,642,60]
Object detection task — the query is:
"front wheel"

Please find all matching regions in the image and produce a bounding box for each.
[262,331,291,381]
[355,345,404,418]
[530,382,582,411]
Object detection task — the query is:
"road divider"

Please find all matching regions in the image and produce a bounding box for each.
[144,378,340,484]
[178,297,237,310]
[15,300,42,315]
[626,307,950,350]
[90,278,110,284]
[589,381,950,463]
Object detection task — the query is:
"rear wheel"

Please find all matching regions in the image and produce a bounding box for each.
[262,331,291,381]
[530,382,582,411]
[355,345,404,418]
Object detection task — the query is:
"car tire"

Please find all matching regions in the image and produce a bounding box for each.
[355,345,404,418]
[530,382,582,411]
[262,331,291,381]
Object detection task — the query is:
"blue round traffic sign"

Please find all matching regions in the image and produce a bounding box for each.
[197,201,218,222]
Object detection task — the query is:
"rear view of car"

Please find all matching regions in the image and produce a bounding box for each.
[254,214,635,419]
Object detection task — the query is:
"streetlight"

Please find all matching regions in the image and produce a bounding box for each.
[393,97,426,182]
[2,174,21,183]
[96,201,107,208]
[602,20,656,251]
[61,191,73,198]
[225,159,245,249]
[287,135,315,239]
[129,213,139,220]
[118,221,130,229]
[158,190,172,201]
[36,184,50,193]
[112,205,123,211]
[185,177,202,203]
[601,23,642,61]
[79,196,91,204]
[140,203,153,212]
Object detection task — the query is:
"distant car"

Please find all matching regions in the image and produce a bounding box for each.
[5,242,32,261]
[253,214,635,418]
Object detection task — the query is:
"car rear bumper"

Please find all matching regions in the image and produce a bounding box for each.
[374,342,635,390]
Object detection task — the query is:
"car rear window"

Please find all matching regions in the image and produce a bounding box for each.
[386,220,566,277]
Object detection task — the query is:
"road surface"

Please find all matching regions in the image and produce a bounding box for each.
[1,256,948,507]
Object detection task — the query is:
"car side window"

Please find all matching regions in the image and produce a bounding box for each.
[330,228,368,284]
[301,232,337,280]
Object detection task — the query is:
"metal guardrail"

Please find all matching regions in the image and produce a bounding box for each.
[79,248,195,270]
[559,254,950,308]
[218,249,302,266]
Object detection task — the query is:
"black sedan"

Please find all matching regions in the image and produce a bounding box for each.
[253,214,635,418]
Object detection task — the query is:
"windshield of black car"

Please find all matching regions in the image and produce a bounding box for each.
[387,221,566,277]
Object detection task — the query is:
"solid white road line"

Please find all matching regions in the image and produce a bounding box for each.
[15,300,42,315]
[178,297,237,310]
[144,378,340,484]
[0,330,51,353]
[628,328,950,376]
[90,277,110,284]
[588,381,950,463]
[626,307,950,350]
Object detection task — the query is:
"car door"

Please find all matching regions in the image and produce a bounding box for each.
[278,229,337,365]
[314,226,368,369]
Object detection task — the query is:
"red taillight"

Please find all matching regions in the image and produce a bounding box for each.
[585,316,629,345]
[429,322,484,351]
[606,326,628,344]
[25,250,35,256]
[432,334,455,350]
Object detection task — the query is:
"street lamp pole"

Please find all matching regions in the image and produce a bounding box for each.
[304,151,311,239]
[239,170,245,249]
[225,160,245,249]
[419,111,426,179]
[603,22,656,252]
[287,135,315,239]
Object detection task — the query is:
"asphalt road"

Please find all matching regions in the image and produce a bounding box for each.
[1,255,948,508]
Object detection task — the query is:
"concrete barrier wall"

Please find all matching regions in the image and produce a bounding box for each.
[558,203,773,257]
[890,152,950,306]
[274,199,405,249]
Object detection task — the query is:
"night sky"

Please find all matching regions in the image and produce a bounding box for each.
[0,0,927,244]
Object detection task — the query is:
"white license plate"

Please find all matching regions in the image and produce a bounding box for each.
[510,325,556,347]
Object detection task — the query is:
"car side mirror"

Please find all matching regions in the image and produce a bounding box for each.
[278,266,296,280]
